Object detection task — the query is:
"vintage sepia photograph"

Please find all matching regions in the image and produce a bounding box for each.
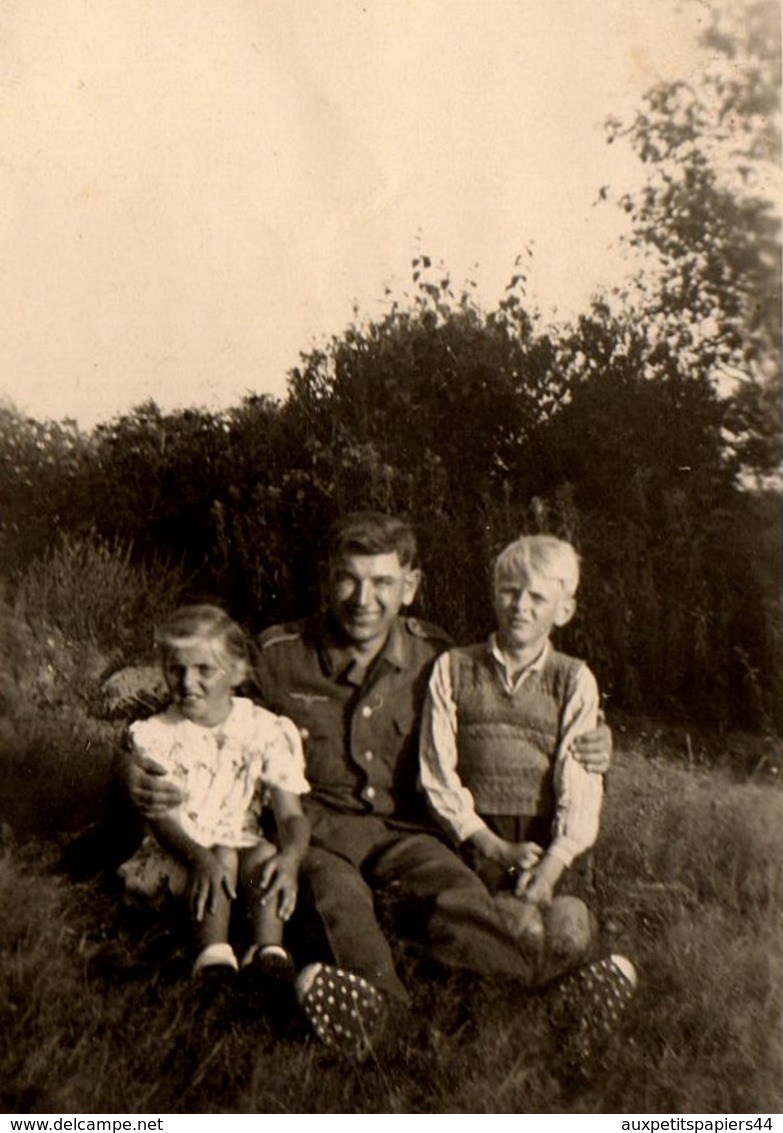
[1,0,781,1117]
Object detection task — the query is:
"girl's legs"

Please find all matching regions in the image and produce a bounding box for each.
[240,839,285,950]
[238,841,297,987]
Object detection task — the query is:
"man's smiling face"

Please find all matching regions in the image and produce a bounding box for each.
[328,551,421,655]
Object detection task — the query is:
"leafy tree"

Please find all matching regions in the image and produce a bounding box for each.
[0,402,92,575]
[283,259,569,635]
[86,402,238,567]
[604,0,781,478]
[288,258,561,487]
[512,306,762,721]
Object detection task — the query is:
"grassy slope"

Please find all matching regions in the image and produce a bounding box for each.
[1,745,781,1115]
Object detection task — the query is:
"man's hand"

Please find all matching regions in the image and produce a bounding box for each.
[124,752,184,817]
[572,717,613,774]
[186,849,237,922]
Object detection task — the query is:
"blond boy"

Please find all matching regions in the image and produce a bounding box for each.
[420,535,602,954]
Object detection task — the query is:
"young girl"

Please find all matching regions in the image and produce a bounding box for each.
[118,604,311,981]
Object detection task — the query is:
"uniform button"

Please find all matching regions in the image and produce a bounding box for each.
[361,705,373,719]
[299,727,310,740]
[363,750,374,762]
[364,786,376,800]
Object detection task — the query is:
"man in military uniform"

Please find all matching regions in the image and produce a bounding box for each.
[127,511,617,1057]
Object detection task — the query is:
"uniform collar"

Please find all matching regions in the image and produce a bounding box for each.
[318,615,410,682]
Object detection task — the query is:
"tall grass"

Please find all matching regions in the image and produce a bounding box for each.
[594,755,783,1113]
[1,537,185,837]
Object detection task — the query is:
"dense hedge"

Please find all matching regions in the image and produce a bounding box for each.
[2,274,780,732]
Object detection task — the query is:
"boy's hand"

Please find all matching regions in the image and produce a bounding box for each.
[515,871,555,908]
[572,717,613,774]
[187,849,237,922]
[514,852,563,907]
[469,828,523,868]
[469,830,544,876]
[255,849,301,922]
[513,841,544,871]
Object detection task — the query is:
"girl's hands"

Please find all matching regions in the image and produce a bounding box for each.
[187,849,237,922]
[254,849,301,922]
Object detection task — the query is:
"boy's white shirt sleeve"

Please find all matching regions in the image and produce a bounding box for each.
[548,663,603,868]
[418,652,487,844]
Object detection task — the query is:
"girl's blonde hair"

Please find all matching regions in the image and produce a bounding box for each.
[154,604,248,665]
[494,535,581,598]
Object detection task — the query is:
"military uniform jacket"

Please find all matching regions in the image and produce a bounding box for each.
[249,614,451,822]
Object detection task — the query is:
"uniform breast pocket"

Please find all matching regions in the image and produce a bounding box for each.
[285,695,346,783]
[388,711,421,795]
[391,707,417,743]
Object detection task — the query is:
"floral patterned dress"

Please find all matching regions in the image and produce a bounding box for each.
[118,696,309,901]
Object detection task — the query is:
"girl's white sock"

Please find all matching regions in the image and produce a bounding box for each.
[192,942,238,976]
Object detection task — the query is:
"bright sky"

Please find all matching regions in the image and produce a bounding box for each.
[1,0,710,428]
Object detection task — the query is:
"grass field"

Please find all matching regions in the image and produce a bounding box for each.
[1,735,781,1114]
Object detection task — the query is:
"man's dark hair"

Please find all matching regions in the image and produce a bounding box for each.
[327,511,419,569]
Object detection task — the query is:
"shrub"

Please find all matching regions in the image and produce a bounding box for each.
[13,535,185,654]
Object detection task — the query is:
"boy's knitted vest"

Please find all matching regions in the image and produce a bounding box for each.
[450,643,583,818]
